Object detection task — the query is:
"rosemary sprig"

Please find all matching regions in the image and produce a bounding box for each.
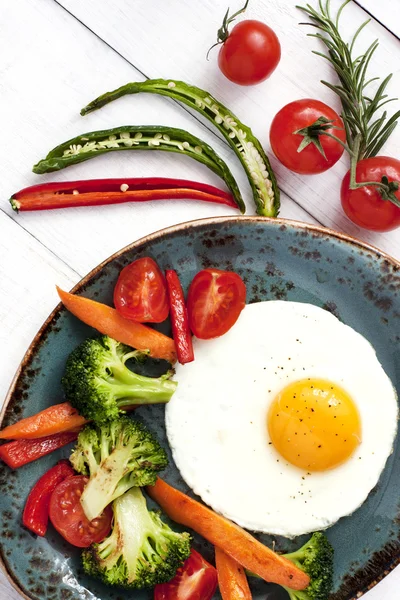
[297,0,400,160]
[297,0,400,204]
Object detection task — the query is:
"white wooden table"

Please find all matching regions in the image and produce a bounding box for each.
[1,0,399,598]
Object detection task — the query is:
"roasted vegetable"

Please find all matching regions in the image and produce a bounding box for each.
[247,532,334,600]
[82,487,191,589]
[165,270,194,365]
[0,431,79,469]
[22,460,75,536]
[57,287,177,363]
[282,532,334,600]
[62,335,177,424]
[70,417,168,520]
[0,402,87,440]
[147,478,310,590]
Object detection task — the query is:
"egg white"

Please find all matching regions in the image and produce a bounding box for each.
[166,301,398,537]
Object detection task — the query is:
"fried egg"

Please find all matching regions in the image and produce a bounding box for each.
[166,301,398,537]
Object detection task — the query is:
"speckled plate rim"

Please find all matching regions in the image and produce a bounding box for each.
[1,215,399,600]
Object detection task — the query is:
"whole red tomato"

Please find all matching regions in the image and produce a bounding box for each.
[114,256,169,323]
[154,548,218,600]
[269,99,346,174]
[218,20,281,85]
[341,156,400,231]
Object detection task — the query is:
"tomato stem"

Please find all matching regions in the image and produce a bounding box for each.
[294,116,348,159]
[206,0,250,59]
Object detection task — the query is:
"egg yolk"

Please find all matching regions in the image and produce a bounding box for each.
[267,379,361,471]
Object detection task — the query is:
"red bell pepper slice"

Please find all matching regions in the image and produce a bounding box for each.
[165,270,194,365]
[22,460,75,536]
[0,431,78,469]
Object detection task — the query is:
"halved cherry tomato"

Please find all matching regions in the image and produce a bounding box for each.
[23,460,75,537]
[269,99,346,174]
[49,475,112,547]
[218,20,281,85]
[114,257,169,323]
[341,156,400,231]
[187,269,246,339]
[154,548,218,600]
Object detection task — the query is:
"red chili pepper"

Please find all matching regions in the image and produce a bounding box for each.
[0,431,78,469]
[22,459,75,536]
[9,178,237,212]
[165,270,194,365]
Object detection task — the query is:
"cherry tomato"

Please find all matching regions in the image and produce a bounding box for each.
[114,257,169,323]
[341,156,400,232]
[154,549,218,600]
[269,99,346,174]
[49,475,112,547]
[218,20,281,85]
[187,269,246,339]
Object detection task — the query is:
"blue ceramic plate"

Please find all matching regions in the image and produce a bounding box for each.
[0,216,399,600]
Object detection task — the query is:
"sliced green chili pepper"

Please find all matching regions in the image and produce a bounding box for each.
[81,79,280,217]
[33,125,245,213]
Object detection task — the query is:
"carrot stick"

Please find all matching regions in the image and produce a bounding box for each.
[215,547,252,600]
[56,287,176,363]
[0,402,87,440]
[146,478,310,591]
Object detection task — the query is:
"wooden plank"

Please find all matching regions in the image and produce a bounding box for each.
[355,0,400,39]
[56,0,400,260]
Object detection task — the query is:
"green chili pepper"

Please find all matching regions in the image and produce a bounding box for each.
[81,80,280,217]
[33,125,245,213]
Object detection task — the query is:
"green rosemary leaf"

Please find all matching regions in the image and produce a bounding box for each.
[367,113,388,145]
[362,77,380,90]
[374,98,398,114]
[364,74,393,119]
[335,0,351,28]
[342,117,354,151]
[366,112,400,157]
[349,19,370,55]
[355,41,379,94]
[321,82,360,124]
[367,122,398,157]
[311,49,332,62]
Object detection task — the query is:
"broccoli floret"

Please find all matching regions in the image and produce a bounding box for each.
[283,532,334,600]
[247,533,333,599]
[70,417,168,521]
[62,335,177,423]
[82,487,191,589]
